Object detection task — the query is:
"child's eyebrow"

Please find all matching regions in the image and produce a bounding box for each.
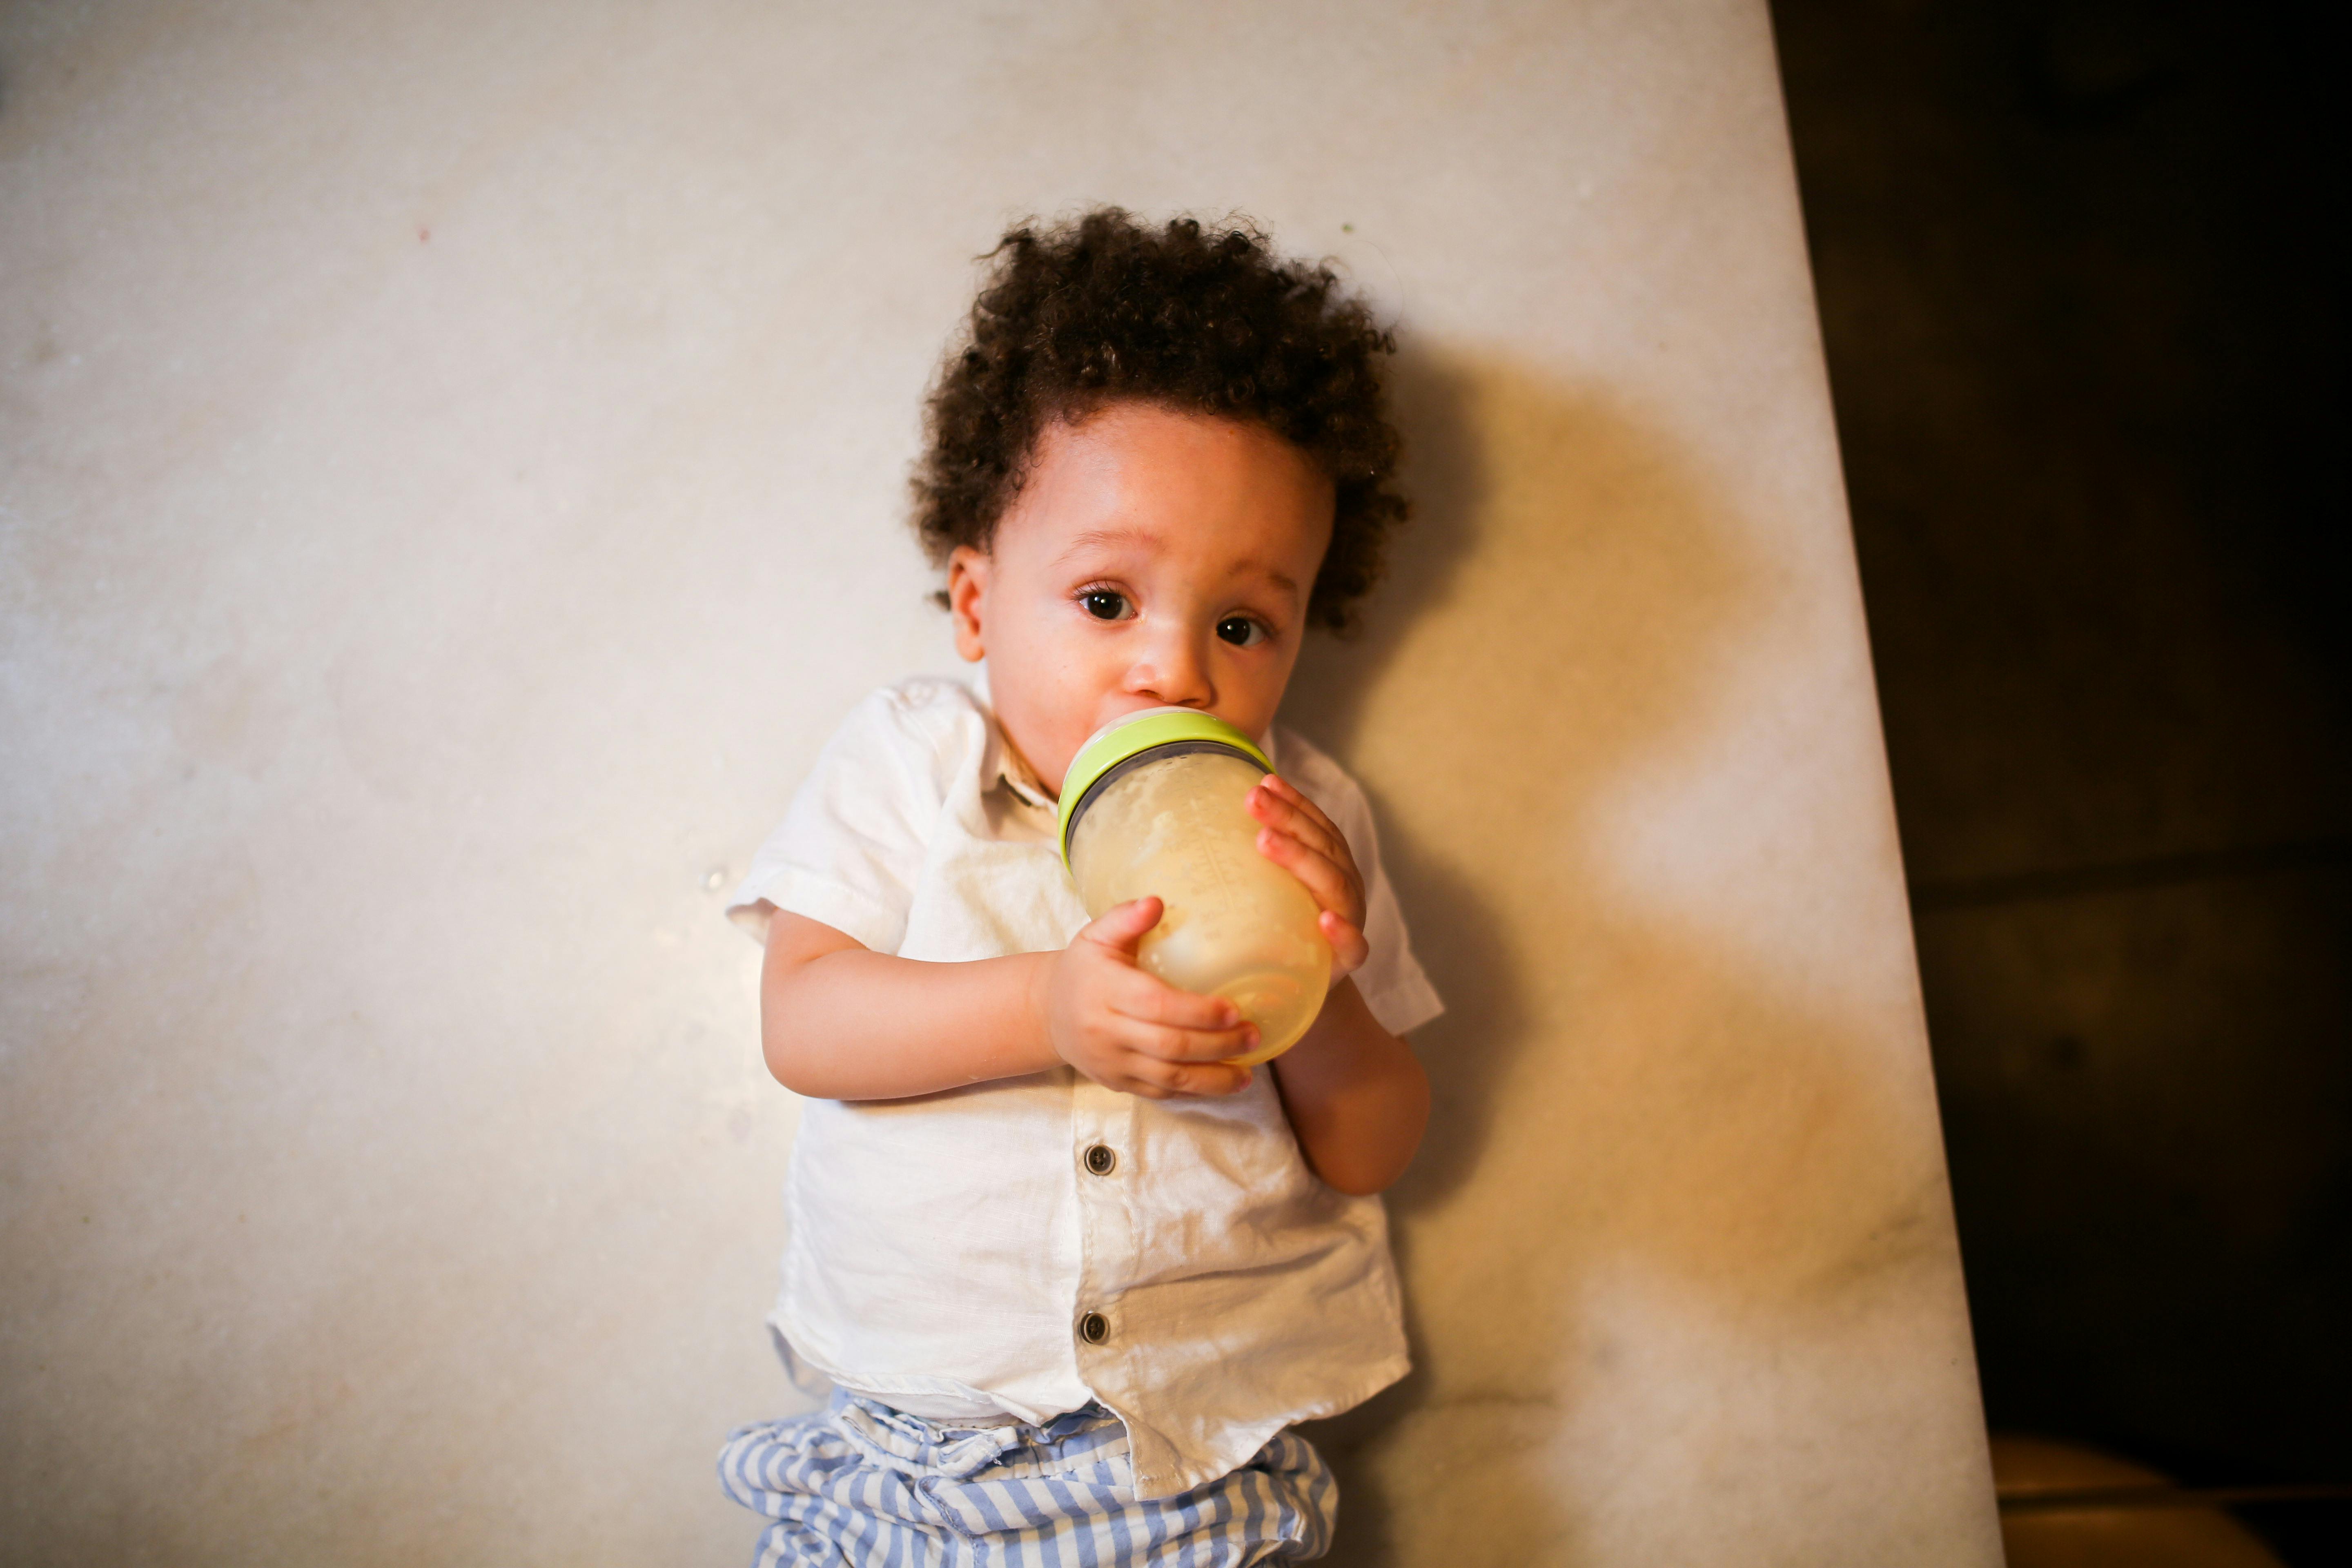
[1056,528,1301,597]
[1055,526,1158,563]
[1245,564,1303,598]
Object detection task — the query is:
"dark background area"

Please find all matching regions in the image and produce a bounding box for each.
[1771,0,2348,1561]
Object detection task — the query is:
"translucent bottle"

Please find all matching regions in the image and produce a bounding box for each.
[1059,708,1332,1065]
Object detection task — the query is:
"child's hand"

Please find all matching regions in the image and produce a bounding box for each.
[1246,775,1371,980]
[1043,898,1258,1098]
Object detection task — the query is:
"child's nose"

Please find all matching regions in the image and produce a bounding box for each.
[1127,630,1214,708]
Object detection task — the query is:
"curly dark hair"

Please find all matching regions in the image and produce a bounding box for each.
[911,209,1408,633]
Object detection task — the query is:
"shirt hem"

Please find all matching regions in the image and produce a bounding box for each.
[766,1310,1076,1428]
[1120,1348,1412,1500]
[727,868,908,956]
[1360,970,1446,1038]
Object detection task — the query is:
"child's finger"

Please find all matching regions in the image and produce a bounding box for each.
[1122,1017,1261,1063]
[1076,896,1163,957]
[1179,1062,1253,1096]
[1247,778,1348,864]
[1111,977,1241,1031]
[1134,1057,1253,1098]
[1259,772,1336,821]
[1320,909,1372,975]
[1253,826,1363,927]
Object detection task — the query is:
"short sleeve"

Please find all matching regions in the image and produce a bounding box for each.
[725,686,955,956]
[1272,730,1446,1038]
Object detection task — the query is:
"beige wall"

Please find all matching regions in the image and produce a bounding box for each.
[0,2,2001,1562]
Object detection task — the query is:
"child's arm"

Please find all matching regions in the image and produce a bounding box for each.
[1250,775,1433,1196]
[761,899,1260,1101]
[1266,977,1430,1196]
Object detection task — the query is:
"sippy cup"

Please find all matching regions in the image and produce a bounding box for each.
[1058,708,1333,1065]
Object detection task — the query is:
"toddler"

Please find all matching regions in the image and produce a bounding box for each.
[719,210,1443,1565]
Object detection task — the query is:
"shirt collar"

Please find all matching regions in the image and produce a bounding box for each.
[992,734,1055,809]
[971,664,1056,809]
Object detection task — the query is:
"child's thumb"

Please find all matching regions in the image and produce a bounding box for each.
[1080,896,1163,955]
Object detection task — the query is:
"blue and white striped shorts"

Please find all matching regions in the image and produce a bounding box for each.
[717,1390,1336,1566]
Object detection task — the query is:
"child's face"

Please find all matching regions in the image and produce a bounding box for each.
[948,402,1335,797]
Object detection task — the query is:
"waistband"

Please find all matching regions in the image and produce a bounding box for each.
[827,1389,1129,1483]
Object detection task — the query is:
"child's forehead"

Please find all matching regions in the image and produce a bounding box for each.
[996,406,1334,574]
[1046,523,1306,595]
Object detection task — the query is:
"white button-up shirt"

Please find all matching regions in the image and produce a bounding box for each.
[727,675,1443,1498]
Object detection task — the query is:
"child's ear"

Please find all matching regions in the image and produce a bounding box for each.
[946,546,990,663]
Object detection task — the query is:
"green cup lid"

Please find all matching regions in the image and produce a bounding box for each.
[1056,707,1272,869]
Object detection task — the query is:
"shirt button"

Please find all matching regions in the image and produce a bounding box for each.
[1078,1311,1110,1345]
[1084,1144,1117,1176]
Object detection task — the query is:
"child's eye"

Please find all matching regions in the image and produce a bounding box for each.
[1079,589,1130,621]
[1216,615,1267,648]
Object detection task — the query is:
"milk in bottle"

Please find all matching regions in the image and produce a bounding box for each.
[1059,708,1333,1065]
